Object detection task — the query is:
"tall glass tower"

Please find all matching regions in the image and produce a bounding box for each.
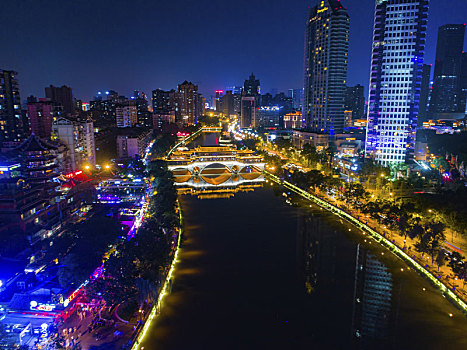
[365,0,429,166]
[429,24,466,115]
[303,0,349,135]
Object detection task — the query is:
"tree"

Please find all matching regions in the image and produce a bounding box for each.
[436,250,446,271]
[407,217,424,241]
[415,221,445,263]
[324,141,337,166]
[301,143,319,167]
[342,182,368,208]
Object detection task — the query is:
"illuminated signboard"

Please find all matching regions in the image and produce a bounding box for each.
[30,301,56,312]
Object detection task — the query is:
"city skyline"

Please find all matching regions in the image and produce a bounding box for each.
[1,0,466,101]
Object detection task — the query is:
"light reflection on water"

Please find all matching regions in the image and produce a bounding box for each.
[139,186,467,350]
[138,133,467,350]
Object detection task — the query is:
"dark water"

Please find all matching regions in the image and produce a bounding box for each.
[139,186,467,350]
[189,133,219,148]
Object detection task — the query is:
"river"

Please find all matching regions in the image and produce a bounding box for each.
[138,134,467,350]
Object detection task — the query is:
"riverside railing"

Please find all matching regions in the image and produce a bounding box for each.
[131,200,184,350]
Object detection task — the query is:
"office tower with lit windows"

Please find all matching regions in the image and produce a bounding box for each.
[303,0,349,134]
[365,0,429,165]
[0,70,26,146]
[429,24,466,116]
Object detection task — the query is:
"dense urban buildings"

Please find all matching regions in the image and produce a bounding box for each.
[3,1,467,348]
[365,0,429,165]
[0,70,26,147]
[429,24,466,116]
[303,0,349,134]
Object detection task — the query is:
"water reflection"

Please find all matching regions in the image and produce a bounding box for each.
[141,186,467,350]
[352,246,395,349]
[168,135,265,198]
[297,209,398,349]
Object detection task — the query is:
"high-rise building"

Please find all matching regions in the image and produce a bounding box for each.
[116,104,138,127]
[241,73,260,128]
[177,81,200,126]
[152,89,176,113]
[243,73,260,96]
[45,85,74,115]
[287,89,303,110]
[365,0,429,166]
[52,116,96,170]
[345,85,365,120]
[419,64,432,123]
[27,97,54,140]
[221,90,235,116]
[303,0,349,134]
[132,91,151,126]
[429,24,466,115]
[0,70,26,146]
[240,96,257,128]
[460,52,467,113]
[233,94,242,116]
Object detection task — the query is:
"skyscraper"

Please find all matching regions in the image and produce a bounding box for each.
[429,24,466,115]
[460,52,467,113]
[303,0,349,134]
[365,0,429,166]
[345,85,365,120]
[419,64,432,123]
[45,85,75,115]
[243,73,260,96]
[241,73,260,128]
[0,70,26,146]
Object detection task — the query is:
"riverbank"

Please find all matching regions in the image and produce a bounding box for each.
[265,172,467,315]
[131,200,183,350]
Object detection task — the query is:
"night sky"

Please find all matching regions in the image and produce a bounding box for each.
[1,0,466,101]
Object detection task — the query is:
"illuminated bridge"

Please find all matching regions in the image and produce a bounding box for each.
[166,146,265,187]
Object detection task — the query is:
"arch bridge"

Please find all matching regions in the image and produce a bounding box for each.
[166,146,265,186]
